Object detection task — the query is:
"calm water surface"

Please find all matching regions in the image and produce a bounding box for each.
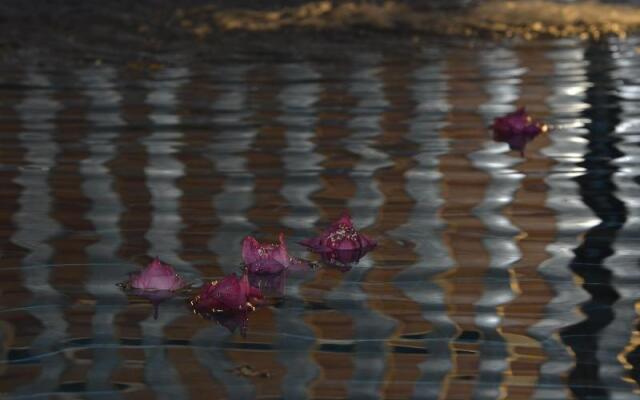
[1,37,640,399]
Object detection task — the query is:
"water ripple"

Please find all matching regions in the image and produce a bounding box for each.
[1,38,640,399]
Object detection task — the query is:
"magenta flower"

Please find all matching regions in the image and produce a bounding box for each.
[491,107,548,155]
[128,258,186,292]
[242,233,306,274]
[300,212,377,254]
[190,273,263,314]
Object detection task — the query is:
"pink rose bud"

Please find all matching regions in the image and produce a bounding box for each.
[242,233,307,274]
[190,273,262,314]
[129,258,186,292]
[300,212,377,266]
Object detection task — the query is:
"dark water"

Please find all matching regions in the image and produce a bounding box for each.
[1,37,640,399]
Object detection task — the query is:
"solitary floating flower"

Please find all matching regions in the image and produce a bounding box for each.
[242,233,306,274]
[190,273,263,314]
[491,107,548,155]
[128,258,186,292]
[300,212,377,265]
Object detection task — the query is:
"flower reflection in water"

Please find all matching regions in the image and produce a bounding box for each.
[129,288,175,320]
[316,248,372,270]
[194,308,251,337]
[248,269,286,297]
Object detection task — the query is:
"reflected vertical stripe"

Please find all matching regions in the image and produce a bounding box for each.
[391,52,456,400]
[596,37,640,400]
[531,40,596,400]
[278,63,322,235]
[11,71,66,396]
[140,67,195,400]
[78,66,128,399]
[342,53,392,226]
[437,51,491,399]
[559,40,626,399]
[326,53,396,400]
[499,44,556,400]
[300,61,357,398]
[208,65,256,272]
[470,47,525,400]
[0,71,23,383]
[276,62,322,399]
[194,64,256,400]
[143,67,192,270]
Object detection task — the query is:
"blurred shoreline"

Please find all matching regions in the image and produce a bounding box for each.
[1,0,639,67]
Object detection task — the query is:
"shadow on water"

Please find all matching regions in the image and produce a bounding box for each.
[560,40,625,400]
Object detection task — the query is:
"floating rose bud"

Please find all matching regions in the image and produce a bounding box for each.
[242,233,306,275]
[300,212,377,265]
[127,258,186,292]
[190,273,262,314]
[491,107,548,155]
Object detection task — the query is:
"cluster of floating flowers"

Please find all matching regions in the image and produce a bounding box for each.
[120,213,377,335]
[119,108,546,333]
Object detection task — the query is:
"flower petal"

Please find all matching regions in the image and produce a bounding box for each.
[241,236,263,266]
[129,258,185,291]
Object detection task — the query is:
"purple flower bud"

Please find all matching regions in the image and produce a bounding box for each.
[300,212,377,266]
[190,273,262,314]
[491,107,548,155]
[242,233,307,274]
